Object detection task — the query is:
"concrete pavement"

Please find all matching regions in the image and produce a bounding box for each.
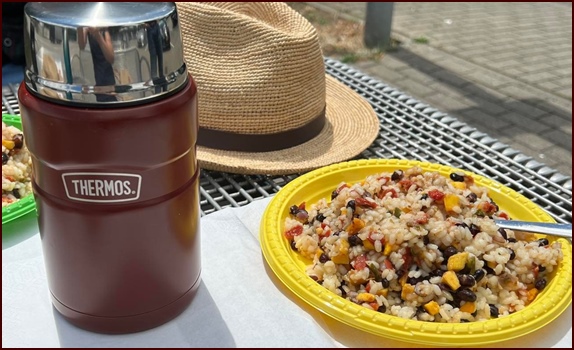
[308,2,572,176]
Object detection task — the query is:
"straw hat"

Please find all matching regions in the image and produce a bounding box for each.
[176,2,379,175]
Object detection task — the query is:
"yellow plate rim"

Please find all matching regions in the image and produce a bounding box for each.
[260,159,572,346]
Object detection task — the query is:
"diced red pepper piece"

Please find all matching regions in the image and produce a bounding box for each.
[398,179,414,192]
[379,188,398,199]
[369,302,379,310]
[355,197,377,208]
[428,189,445,201]
[384,259,394,270]
[298,202,306,210]
[284,225,303,240]
[498,212,509,220]
[354,255,368,271]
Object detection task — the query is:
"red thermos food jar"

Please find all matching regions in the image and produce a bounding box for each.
[18,2,201,333]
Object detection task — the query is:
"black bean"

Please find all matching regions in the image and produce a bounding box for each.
[377,305,387,313]
[391,169,404,181]
[420,193,429,200]
[483,264,495,275]
[438,283,450,291]
[466,193,478,203]
[489,304,499,318]
[290,240,297,251]
[458,274,476,287]
[449,296,462,307]
[469,223,481,236]
[507,237,517,243]
[12,189,21,199]
[508,248,516,261]
[537,238,549,247]
[473,269,486,283]
[449,172,465,182]
[538,266,546,272]
[12,134,24,149]
[381,278,390,288]
[319,253,330,264]
[535,278,547,291]
[289,205,299,215]
[490,200,499,212]
[346,200,356,211]
[430,268,445,277]
[407,277,420,285]
[2,153,8,165]
[423,235,430,245]
[331,189,339,200]
[455,222,469,229]
[443,246,458,261]
[456,288,477,302]
[348,235,363,247]
[498,228,508,240]
[396,269,405,279]
[459,266,471,275]
[315,213,326,222]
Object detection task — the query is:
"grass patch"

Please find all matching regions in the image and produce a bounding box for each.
[413,36,430,44]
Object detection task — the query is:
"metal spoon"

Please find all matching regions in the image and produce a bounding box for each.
[494,220,572,240]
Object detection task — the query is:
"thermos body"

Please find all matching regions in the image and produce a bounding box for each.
[18,2,201,333]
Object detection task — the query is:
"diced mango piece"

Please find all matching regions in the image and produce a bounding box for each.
[460,302,476,314]
[331,240,350,264]
[346,218,365,235]
[339,239,349,254]
[424,301,440,316]
[357,293,376,303]
[383,243,392,256]
[2,139,15,150]
[527,288,538,304]
[451,181,466,190]
[487,260,497,269]
[331,253,349,265]
[401,283,415,300]
[442,270,461,290]
[447,252,469,272]
[363,239,375,250]
[376,288,389,297]
[444,194,460,212]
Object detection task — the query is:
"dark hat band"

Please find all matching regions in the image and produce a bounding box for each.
[197,106,326,152]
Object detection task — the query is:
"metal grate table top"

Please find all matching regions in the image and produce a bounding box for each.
[3,58,572,223]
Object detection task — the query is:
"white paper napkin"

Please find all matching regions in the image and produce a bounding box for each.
[2,197,572,348]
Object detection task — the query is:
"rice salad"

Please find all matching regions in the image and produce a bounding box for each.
[283,166,563,323]
[2,121,33,207]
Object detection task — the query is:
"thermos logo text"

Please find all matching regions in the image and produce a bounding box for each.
[62,173,142,203]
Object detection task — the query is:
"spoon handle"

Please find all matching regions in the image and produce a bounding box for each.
[494,220,572,240]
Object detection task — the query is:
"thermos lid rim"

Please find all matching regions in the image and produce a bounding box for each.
[23,2,189,105]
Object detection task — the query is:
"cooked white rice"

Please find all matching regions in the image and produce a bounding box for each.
[2,122,33,207]
[284,166,563,323]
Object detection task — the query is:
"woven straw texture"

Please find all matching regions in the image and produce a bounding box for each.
[176,2,379,175]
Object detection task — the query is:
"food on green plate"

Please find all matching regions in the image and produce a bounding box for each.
[284,166,562,323]
[2,121,32,207]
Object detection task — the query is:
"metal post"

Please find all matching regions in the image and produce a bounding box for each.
[364,2,394,50]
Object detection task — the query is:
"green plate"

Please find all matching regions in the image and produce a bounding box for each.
[2,114,36,226]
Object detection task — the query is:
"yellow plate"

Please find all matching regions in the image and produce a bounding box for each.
[260,159,572,346]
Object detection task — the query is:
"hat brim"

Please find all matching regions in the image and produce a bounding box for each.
[197,75,380,175]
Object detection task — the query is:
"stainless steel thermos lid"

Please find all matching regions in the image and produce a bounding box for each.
[23,2,188,105]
